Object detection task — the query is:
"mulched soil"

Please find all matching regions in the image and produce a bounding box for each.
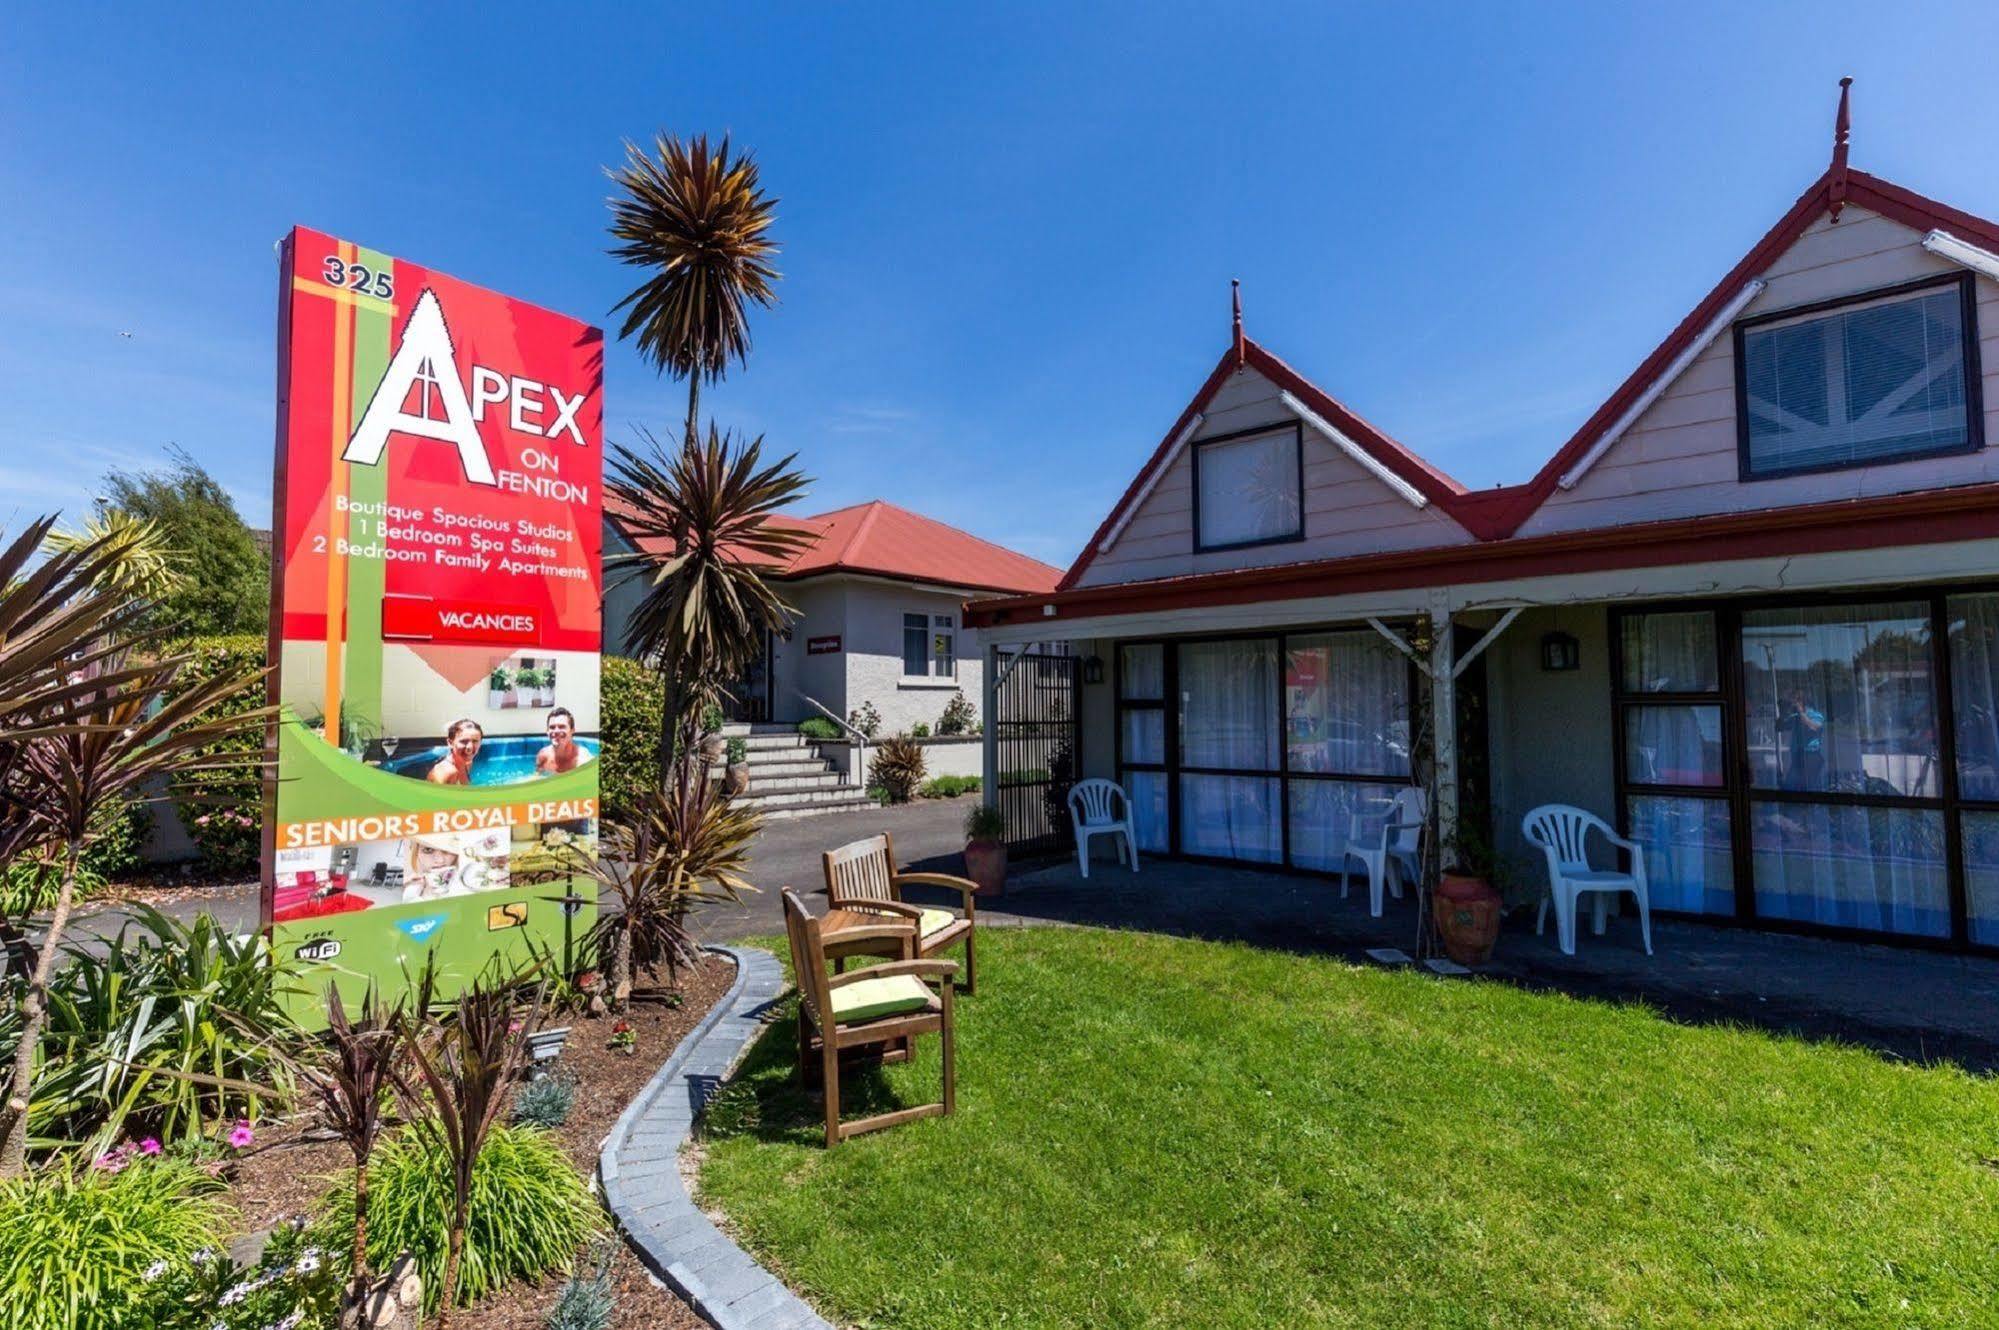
[223,954,737,1330]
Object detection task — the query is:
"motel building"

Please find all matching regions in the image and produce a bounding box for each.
[966,120,1999,957]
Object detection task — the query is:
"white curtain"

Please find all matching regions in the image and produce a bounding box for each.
[1949,594,1999,799]
[1178,640,1278,769]
[1120,643,1164,701]
[1285,632,1409,776]
[1750,802,1948,937]
[1620,611,1718,693]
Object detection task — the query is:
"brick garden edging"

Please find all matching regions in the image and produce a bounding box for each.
[598,945,830,1330]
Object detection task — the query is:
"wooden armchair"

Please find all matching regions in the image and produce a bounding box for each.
[781,889,957,1148]
[823,831,978,994]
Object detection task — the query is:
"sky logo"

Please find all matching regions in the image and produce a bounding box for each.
[396,914,448,943]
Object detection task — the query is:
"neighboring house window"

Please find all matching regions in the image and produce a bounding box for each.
[903,613,957,679]
[1193,422,1304,551]
[1735,274,1982,479]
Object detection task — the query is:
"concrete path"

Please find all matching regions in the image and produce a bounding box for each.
[71,794,977,945]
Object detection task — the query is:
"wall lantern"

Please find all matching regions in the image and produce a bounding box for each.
[1083,654,1106,686]
[1540,631,1580,673]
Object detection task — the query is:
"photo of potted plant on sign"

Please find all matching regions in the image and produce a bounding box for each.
[264,226,603,1022]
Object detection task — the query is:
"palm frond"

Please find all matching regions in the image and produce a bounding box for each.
[606,132,780,383]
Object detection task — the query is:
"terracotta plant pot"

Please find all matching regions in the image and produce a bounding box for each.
[963,838,1007,897]
[701,735,725,763]
[723,762,750,796]
[1433,871,1502,967]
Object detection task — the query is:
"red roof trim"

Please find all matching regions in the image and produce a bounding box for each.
[1056,338,1475,591]
[968,482,1999,628]
[1063,164,1999,557]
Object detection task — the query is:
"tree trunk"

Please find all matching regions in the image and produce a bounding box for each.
[0,843,81,1176]
[435,1201,468,1330]
[345,1159,372,1316]
[685,375,701,451]
[610,925,633,1012]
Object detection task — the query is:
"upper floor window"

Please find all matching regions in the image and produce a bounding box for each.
[1736,274,1981,479]
[1194,422,1303,551]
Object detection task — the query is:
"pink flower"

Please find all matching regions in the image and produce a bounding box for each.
[139,1137,161,1155]
[93,1145,131,1172]
[227,1120,254,1150]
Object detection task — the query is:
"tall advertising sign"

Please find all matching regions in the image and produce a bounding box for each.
[267,226,603,1017]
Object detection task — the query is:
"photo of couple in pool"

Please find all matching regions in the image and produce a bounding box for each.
[279,643,603,789]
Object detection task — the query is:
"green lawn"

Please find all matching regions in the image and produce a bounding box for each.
[698,927,1999,1329]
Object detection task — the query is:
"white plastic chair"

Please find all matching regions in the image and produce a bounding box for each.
[1521,804,1653,956]
[1341,787,1426,917]
[1067,779,1138,879]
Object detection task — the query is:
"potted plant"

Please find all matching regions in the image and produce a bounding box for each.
[700,702,727,763]
[512,665,541,708]
[1434,822,1507,966]
[723,736,750,795]
[540,663,558,706]
[962,802,1007,897]
[487,663,512,710]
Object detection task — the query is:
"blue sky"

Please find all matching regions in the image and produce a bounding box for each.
[6,3,1999,568]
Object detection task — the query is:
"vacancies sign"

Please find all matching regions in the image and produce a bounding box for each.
[265,227,604,1020]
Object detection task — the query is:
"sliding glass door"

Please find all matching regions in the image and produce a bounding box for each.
[1617,590,1999,952]
[1115,629,1413,870]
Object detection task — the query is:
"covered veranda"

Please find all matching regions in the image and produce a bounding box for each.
[970,496,1999,964]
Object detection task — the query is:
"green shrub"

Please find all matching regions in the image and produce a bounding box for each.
[909,721,932,738]
[919,775,981,799]
[317,1124,603,1313]
[797,716,842,741]
[937,690,977,736]
[6,906,301,1153]
[512,1073,577,1130]
[965,803,1006,842]
[166,634,267,876]
[599,655,664,820]
[0,1157,232,1330]
[868,737,926,804]
[725,736,748,765]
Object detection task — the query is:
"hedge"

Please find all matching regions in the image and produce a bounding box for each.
[166,635,267,876]
[598,655,663,820]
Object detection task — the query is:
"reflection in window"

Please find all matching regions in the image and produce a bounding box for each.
[1948,594,1999,799]
[1289,780,1402,873]
[1960,812,1999,945]
[1623,706,1725,786]
[1120,644,1164,701]
[1195,427,1301,549]
[1627,795,1733,915]
[1750,801,1948,937]
[1739,602,1937,796]
[1179,774,1281,862]
[1284,632,1410,776]
[1124,770,1169,853]
[1741,282,1971,477]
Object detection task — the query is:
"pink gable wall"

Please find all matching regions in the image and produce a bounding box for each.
[1075,365,1473,589]
[1521,206,1999,537]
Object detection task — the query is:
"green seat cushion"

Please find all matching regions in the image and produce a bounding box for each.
[918,907,958,938]
[829,973,934,1023]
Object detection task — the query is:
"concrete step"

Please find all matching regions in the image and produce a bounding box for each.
[738,771,849,793]
[747,793,881,821]
[715,757,836,779]
[734,732,810,752]
[718,722,800,737]
[730,783,869,808]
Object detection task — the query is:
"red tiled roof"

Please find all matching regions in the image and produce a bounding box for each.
[606,495,1061,596]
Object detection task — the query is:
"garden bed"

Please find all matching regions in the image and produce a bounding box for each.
[226,953,736,1329]
[700,927,1999,1329]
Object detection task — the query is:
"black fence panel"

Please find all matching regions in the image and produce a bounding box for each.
[993,651,1079,854]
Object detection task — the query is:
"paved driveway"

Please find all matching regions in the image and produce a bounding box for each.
[73,795,977,945]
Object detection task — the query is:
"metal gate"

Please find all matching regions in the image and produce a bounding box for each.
[993,650,1079,854]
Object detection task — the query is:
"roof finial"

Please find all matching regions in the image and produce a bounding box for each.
[1829,75,1853,222]
[1230,278,1245,369]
